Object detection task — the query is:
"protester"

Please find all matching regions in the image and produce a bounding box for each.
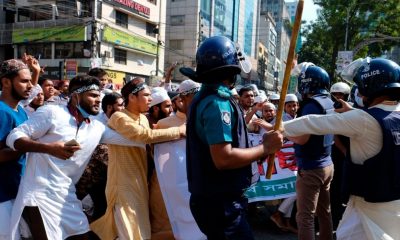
[56,79,70,105]
[23,86,44,117]
[154,79,204,240]
[180,35,283,239]
[75,92,125,222]
[157,79,200,129]
[269,93,280,107]
[239,85,265,132]
[255,93,299,234]
[90,80,186,240]
[6,75,144,239]
[38,77,57,104]
[146,87,174,239]
[283,94,299,121]
[262,102,277,123]
[282,58,400,240]
[0,58,39,240]
[147,87,173,127]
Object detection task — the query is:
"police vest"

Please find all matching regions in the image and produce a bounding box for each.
[187,87,252,197]
[345,108,400,202]
[295,95,334,168]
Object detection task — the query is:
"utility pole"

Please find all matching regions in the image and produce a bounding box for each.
[155,0,162,76]
[91,0,98,59]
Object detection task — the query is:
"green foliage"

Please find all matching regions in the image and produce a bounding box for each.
[298,0,400,77]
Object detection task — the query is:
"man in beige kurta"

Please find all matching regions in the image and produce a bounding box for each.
[91,81,185,240]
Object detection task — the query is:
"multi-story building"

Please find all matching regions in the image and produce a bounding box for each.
[260,0,292,87]
[285,0,302,53]
[0,0,165,88]
[258,11,277,92]
[165,0,259,82]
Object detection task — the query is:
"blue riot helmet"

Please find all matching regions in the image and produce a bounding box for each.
[179,36,251,83]
[298,65,330,97]
[353,58,400,99]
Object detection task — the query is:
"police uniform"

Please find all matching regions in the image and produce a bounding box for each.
[284,58,400,239]
[187,83,254,240]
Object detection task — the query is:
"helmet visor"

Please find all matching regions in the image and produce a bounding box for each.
[235,43,252,73]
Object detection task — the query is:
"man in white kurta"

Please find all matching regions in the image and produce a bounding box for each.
[6,75,144,239]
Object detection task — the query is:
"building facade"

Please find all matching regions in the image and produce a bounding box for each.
[165,0,259,82]
[260,0,292,87]
[258,11,277,92]
[0,0,166,88]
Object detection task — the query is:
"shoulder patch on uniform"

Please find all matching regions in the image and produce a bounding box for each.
[217,89,231,99]
[221,111,231,125]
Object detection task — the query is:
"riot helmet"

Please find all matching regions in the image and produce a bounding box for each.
[353,58,400,99]
[180,36,251,83]
[298,65,330,97]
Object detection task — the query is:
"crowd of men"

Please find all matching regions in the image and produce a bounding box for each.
[0,35,400,240]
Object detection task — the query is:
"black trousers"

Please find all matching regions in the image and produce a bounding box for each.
[189,194,254,240]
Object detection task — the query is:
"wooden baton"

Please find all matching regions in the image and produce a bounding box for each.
[265,0,304,179]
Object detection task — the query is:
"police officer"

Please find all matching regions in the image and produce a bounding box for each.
[329,81,351,230]
[282,58,400,239]
[180,36,283,240]
[291,64,335,240]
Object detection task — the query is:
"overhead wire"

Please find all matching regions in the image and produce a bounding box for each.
[1,1,271,59]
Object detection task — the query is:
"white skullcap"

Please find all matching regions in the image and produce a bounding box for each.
[269,93,280,100]
[285,94,298,103]
[255,92,268,103]
[150,87,170,107]
[178,80,201,95]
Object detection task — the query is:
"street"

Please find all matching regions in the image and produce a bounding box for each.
[249,202,298,240]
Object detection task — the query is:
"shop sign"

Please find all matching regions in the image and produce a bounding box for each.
[103,26,157,55]
[12,25,86,44]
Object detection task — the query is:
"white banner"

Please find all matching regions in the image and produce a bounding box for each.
[154,140,206,240]
[245,133,298,203]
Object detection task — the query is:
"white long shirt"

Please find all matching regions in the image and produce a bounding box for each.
[6,105,144,240]
[283,103,400,240]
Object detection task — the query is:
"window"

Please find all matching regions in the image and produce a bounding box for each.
[169,40,183,50]
[114,48,127,65]
[116,11,128,28]
[18,44,52,59]
[55,42,85,58]
[57,0,77,19]
[170,15,185,26]
[17,5,53,22]
[146,22,157,37]
[148,0,157,4]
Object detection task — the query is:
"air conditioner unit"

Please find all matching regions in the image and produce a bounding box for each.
[103,51,111,58]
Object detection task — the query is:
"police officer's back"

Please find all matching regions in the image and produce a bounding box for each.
[180,36,283,240]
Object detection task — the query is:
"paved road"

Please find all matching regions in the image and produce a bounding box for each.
[248,202,298,240]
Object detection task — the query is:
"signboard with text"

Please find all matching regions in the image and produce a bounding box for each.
[12,25,86,44]
[104,0,150,18]
[102,26,157,55]
[65,60,78,80]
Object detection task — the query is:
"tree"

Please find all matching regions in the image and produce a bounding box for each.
[298,0,400,78]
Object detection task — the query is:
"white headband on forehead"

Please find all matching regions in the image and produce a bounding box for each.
[72,84,100,94]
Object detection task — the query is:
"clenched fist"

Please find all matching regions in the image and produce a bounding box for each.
[262,130,283,156]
